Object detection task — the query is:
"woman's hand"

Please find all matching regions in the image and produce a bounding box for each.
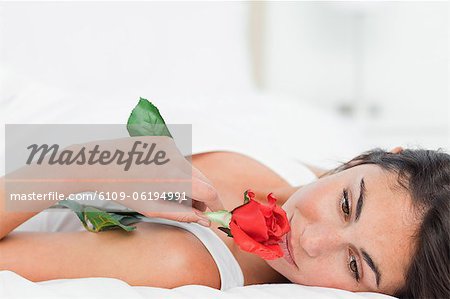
[64,136,223,226]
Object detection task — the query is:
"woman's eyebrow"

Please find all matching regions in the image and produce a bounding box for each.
[354,177,382,288]
[355,178,366,222]
[361,248,382,288]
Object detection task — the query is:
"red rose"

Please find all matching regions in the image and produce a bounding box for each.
[229,190,291,260]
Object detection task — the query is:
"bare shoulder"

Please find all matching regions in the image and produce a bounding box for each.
[192,151,290,186]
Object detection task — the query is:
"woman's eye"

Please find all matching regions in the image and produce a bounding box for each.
[341,189,350,217]
[348,254,360,282]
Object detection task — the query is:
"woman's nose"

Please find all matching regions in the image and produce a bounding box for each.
[299,223,342,257]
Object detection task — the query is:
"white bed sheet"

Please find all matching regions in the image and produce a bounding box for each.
[0,270,395,299]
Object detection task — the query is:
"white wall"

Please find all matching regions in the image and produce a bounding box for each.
[360,2,448,128]
[259,1,449,150]
[0,1,253,100]
[262,2,357,111]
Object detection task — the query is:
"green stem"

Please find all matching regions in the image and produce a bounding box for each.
[203,210,232,229]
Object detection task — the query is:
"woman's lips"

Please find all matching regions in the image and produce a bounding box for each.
[280,231,298,268]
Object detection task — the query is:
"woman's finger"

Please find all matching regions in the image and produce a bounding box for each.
[143,206,211,227]
[188,165,215,211]
[190,165,213,186]
[191,177,224,212]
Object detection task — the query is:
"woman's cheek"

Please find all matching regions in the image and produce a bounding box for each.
[292,185,323,216]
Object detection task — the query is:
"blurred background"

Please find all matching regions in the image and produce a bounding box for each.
[0,1,449,172]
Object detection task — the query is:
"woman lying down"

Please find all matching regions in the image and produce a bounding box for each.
[0,137,448,299]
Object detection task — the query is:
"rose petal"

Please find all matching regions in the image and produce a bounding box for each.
[246,190,256,200]
[231,200,269,242]
[230,221,284,260]
[267,193,277,206]
[272,208,290,235]
[259,204,274,218]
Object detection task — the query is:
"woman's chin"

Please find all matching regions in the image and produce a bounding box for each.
[265,255,299,282]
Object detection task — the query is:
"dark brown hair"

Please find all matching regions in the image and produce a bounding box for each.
[321,148,450,299]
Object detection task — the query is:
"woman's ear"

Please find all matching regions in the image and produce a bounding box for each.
[390,146,404,154]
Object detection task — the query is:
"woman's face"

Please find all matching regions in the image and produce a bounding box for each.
[267,164,418,295]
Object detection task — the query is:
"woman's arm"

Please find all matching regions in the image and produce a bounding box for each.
[0,175,80,241]
[0,222,221,288]
[1,136,221,240]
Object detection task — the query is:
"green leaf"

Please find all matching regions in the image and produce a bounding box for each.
[127,97,172,138]
[57,198,85,223]
[57,200,141,232]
